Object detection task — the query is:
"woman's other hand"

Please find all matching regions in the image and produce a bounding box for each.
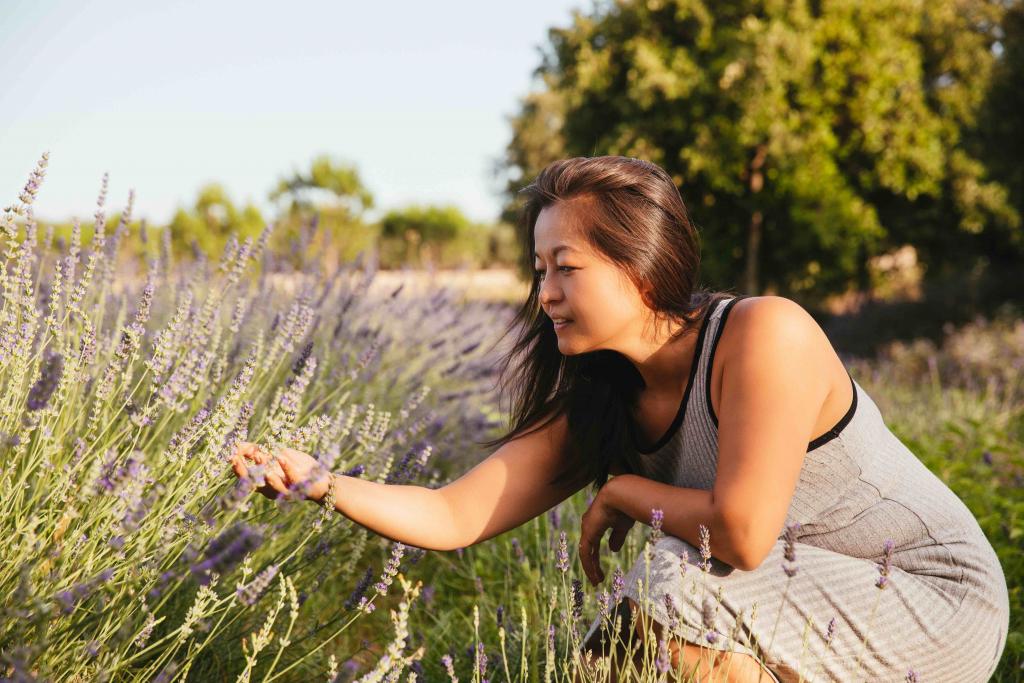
[230,442,331,502]
[578,489,636,587]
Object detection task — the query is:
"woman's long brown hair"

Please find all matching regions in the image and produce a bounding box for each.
[479,156,736,497]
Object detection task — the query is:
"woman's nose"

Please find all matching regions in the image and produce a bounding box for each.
[538,277,561,305]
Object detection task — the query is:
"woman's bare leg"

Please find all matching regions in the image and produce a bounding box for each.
[626,597,776,683]
[576,598,775,682]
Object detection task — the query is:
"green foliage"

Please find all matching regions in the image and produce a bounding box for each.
[167,181,266,258]
[500,0,1022,301]
[377,204,498,269]
[978,0,1024,262]
[269,154,374,222]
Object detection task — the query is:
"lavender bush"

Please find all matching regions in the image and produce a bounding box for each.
[0,153,508,681]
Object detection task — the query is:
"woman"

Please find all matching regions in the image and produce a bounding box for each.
[231,156,1010,682]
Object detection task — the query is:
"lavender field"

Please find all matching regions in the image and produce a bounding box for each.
[1,155,1021,681]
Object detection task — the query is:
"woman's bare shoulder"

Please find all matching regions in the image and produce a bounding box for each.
[725,295,834,358]
[720,295,846,404]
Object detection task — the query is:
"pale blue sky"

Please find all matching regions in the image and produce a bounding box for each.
[1,0,586,225]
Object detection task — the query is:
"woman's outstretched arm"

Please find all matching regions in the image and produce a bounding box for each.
[231,408,586,554]
[231,444,464,552]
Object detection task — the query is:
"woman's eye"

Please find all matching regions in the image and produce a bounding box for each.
[534,267,574,278]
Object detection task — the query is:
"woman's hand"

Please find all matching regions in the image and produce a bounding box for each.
[578,488,636,587]
[230,442,332,502]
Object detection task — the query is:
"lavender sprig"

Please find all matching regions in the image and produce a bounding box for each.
[875,539,895,589]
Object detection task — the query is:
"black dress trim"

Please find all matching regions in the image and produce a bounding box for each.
[703,295,859,452]
[806,370,858,452]
[706,295,748,428]
[630,299,718,455]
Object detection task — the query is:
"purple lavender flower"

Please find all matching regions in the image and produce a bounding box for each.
[26,348,63,411]
[982,451,993,466]
[292,341,313,376]
[698,523,712,572]
[655,636,672,673]
[548,506,561,530]
[341,463,365,478]
[93,451,144,495]
[825,616,837,645]
[236,564,279,606]
[611,567,625,604]
[147,570,177,601]
[421,584,435,606]
[651,508,664,535]
[189,524,262,585]
[342,565,373,612]
[510,537,526,563]
[496,604,504,629]
[547,624,556,651]
[475,642,488,679]
[701,596,719,645]
[597,590,611,620]
[406,546,426,565]
[571,578,584,620]
[875,539,895,590]
[664,594,681,632]
[374,542,405,596]
[555,531,569,573]
[441,653,456,680]
[53,568,115,614]
[153,661,179,683]
[782,521,801,577]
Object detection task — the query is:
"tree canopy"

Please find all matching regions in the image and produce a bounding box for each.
[499,0,1021,300]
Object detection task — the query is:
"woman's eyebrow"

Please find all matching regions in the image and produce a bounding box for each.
[533,244,579,259]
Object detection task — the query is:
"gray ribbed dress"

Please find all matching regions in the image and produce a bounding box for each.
[580,295,1010,682]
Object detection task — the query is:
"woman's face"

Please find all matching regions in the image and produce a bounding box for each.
[533,199,650,356]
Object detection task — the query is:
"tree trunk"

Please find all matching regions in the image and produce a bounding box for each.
[744,210,763,295]
[743,145,768,295]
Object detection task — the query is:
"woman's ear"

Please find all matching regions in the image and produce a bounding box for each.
[639,282,656,309]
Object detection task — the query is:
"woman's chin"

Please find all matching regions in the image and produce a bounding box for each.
[556,336,583,355]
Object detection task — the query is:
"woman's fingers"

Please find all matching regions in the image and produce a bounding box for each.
[234,441,267,464]
[231,445,295,501]
[580,536,600,586]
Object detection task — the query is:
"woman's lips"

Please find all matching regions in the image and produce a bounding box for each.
[554,320,572,330]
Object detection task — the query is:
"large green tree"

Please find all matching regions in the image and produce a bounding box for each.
[498,0,1019,300]
[978,0,1024,263]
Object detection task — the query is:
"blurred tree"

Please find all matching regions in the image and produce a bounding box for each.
[498,0,1019,302]
[167,182,265,258]
[269,154,374,221]
[268,155,377,270]
[379,204,489,268]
